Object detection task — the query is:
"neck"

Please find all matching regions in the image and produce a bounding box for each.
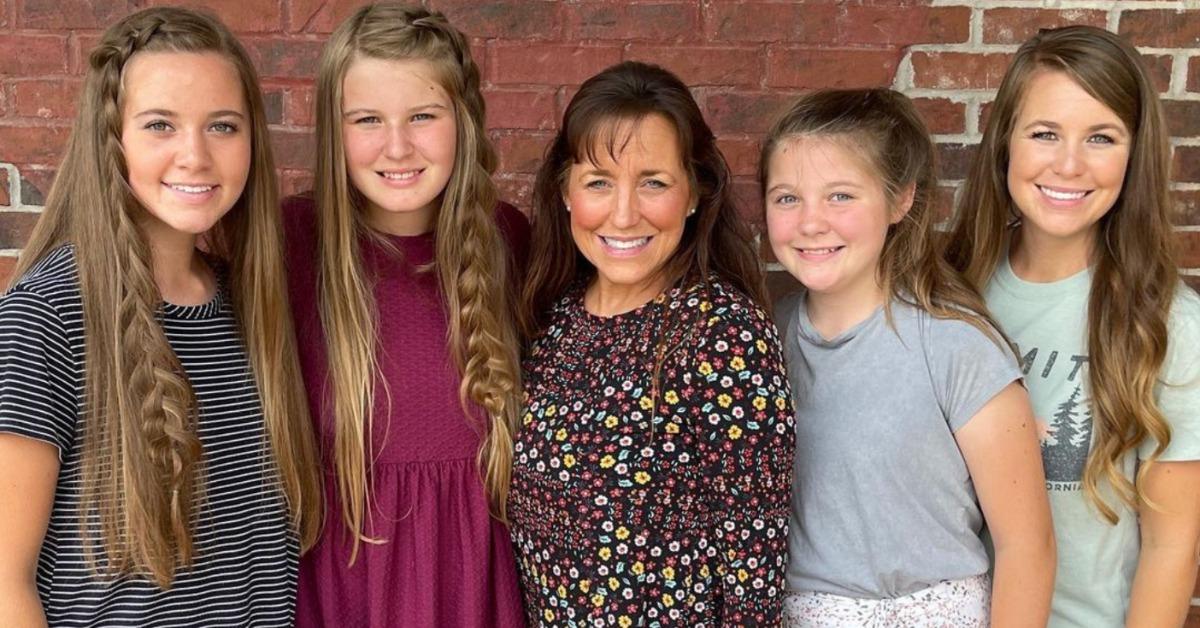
[584,274,669,317]
[367,201,436,237]
[1009,226,1095,283]
[143,226,214,306]
[806,278,887,340]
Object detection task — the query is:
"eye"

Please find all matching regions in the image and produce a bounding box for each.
[1030,130,1057,141]
[584,179,610,190]
[210,121,239,134]
[354,115,381,125]
[144,120,173,132]
[830,192,854,202]
[772,193,797,206]
[1087,133,1115,145]
[411,112,435,123]
[643,178,668,189]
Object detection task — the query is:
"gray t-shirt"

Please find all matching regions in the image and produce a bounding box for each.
[779,293,1022,598]
[985,256,1200,628]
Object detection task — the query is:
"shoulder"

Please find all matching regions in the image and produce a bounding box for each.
[1168,282,1200,338]
[3,245,79,316]
[686,278,780,346]
[494,200,531,263]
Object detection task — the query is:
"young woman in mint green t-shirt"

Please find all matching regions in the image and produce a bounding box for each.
[948,25,1200,628]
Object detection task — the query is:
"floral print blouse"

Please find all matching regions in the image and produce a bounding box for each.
[510,277,795,627]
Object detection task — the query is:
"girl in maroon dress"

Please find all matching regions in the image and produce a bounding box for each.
[283,4,527,626]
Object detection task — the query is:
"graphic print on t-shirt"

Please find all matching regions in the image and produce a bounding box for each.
[1018,344,1092,488]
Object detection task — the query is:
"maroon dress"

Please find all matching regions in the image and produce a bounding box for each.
[283,196,528,627]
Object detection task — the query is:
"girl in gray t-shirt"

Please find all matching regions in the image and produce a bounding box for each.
[760,89,1055,627]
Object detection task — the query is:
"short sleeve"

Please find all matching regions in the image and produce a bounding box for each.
[924,315,1023,432]
[1142,286,1200,461]
[0,288,76,457]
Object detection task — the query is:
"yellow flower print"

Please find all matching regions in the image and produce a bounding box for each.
[756,339,767,353]
[543,609,555,622]
[662,593,675,607]
[730,356,745,371]
[700,301,712,312]
[738,568,749,582]
[580,579,591,593]
[555,428,567,441]
[608,577,620,590]
[665,422,680,434]
[662,566,675,580]
[718,394,732,408]
[619,617,633,628]
[728,425,743,439]
[615,526,630,540]
[752,396,767,411]
[600,455,615,468]
[634,471,650,484]
[632,561,644,575]
[557,585,567,598]
[700,565,710,578]
[699,361,713,376]
[776,396,787,410]
[664,390,679,404]
[605,415,618,428]
[522,411,533,426]
[563,454,576,468]
[545,405,557,417]
[592,595,605,607]
[599,547,612,560]
[639,396,653,410]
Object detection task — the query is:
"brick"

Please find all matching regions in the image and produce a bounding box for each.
[18,0,125,29]
[484,89,557,131]
[732,176,764,224]
[833,6,969,46]
[495,174,534,214]
[717,137,760,178]
[705,91,797,135]
[71,33,104,76]
[0,125,69,165]
[1164,100,1200,138]
[278,169,313,197]
[12,79,81,120]
[704,2,836,43]
[245,37,323,80]
[911,52,1012,90]
[0,210,36,248]
[18,168,55,206]
[566,2,699,43]
[144,0,282,32]
[767,48,900,90]
[268,129,315,170]
[911,98,966,135]
[1187,275,1200,295]
[429,0,561,40]
[0,83,9,117]
[0,35,68,76]
[261,86,284,126]
[1174,145,1200,184]
[1179,231,1200,268]
[287,0,364,33]
[1119,10,1200,48]
[0,255,16,291]
[1175,190,1200,226]
[624,45,762,88]
[932,184,958,223]
[1144,55,1174,95]
[0,0,9,29]
[284,85,315,127]
[936,143,977,181]
[982,9,1107,45]
[491,132,552,175]
[0,171,8,206]
[1189,57,1200,94]
[490,43,622,86]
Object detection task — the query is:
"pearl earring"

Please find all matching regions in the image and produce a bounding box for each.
[687,206,696,216]
[565,203,572,213]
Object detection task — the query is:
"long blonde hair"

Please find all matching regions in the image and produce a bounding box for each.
[313,3,521,562]
[945,26,1177,523]
[761,89,1007,344]
[13,7,322,586]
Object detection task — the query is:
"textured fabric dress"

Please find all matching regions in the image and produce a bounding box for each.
[510,278,796,627]
[283,196,529,627]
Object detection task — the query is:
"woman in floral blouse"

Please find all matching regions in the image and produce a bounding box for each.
[512,61,796,627]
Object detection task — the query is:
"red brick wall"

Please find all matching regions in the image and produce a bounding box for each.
[0,0,1198,620]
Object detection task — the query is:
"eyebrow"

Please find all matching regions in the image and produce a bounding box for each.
[1021,119,1127,135]
[342,103,448,118]
[132,108,245,119]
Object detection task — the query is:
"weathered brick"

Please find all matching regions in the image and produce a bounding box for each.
[269,129,315,170]
[1179,231,1200,268]
[566,2,700,43]
[767,48,900,90]
[245,37,323,80]
[18,168,55,206]
[495,174,535,214]
[0,210,37,248]
[705,91,797,136]
[834,6,969,46]
[1119,10,1200,48]
[911,52,1013,90]
[1189,57,1200,94]
[428,0,560,40]
[261,86,284,126]
[625,45,761,88]
[12,79,80,120]
[71,33,104,76]
[911,98,966,135]
[287,0,364,33]
[704,2,836,43]
[278,169,314,197]
[982,9,1107,45]
[0,0,10,29]
[1164,100,1200,138]
[0,171,9,206]
[717,137,761,178]
[935,143,977,181]
[1143,54,1174,95]
[484,89,557,131]
[932,184,958,223]
[732,176,764,224]
[490,43,621,86]
[144,0,282,32]
[491,132,552,175]
[1175,146,1200,184]
[0,255,17,291]
[0,35,69,76]
[1174,190,1200,226]
[18,0,126,29]
[0,83,10,117]
[284,85,315,127]
[0,125,69,165]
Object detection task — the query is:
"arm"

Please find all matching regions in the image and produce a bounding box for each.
[694,310,795,626]
[1125,460,1200,628]
[0,434,57,627]
[955,382,1056,628]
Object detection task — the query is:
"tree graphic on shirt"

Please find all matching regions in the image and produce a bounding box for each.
[1042,384,1092,484]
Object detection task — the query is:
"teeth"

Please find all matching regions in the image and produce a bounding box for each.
[381,171,418,180]
[1039,186,1086,201]
[169,184,213,193]
[802,247,840,254]
[602,236,649,250]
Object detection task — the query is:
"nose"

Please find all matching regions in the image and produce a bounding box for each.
[1051,141,1085,178]
[176,127,213,169]
[384,123,414,160]
[797,203,830,237]
[609,186,641,229]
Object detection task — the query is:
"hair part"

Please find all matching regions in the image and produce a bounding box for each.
[313,2,521,563]
[944,25,1177,522]
[13,6,322,586]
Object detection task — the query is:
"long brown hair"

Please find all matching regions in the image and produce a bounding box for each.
[313,3,521,562]
[13,6,322,586]
[760,89,1007,344]
[945,26,1177,523]
[521,61,767,340]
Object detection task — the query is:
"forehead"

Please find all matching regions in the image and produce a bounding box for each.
[574,113,684,169]
[122,51,245,111]
[768,135,878,185]
[1013,69,1127,130]
[341,56,450,107]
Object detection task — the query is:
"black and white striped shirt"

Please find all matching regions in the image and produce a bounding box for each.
[0,245,298,627]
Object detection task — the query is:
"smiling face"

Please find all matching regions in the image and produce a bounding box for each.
[120,51,250,245]
[765,135,908,306]
[341,56,457,236]
[565,114,695,313]
[1006,69,1131,252]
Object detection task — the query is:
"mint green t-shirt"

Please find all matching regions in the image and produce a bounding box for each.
[985,256,1200,628]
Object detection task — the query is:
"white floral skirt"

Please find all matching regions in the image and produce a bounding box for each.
[782,574,990,628]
